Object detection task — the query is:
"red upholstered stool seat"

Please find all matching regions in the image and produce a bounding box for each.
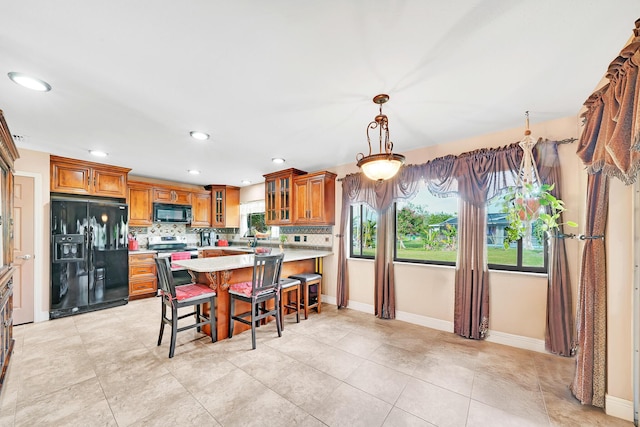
[174,283,216,302]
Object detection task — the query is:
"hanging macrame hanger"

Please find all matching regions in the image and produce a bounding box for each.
[517,111,542,189]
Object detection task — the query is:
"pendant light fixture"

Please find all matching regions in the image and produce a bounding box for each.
[356,94,405,181]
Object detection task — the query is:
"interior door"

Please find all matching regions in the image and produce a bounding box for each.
[13,175,35,325]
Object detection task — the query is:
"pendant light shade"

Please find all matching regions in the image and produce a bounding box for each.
[356,94,405,181]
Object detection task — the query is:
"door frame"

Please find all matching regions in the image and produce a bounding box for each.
[15,171,46,322]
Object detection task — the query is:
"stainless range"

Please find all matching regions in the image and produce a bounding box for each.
[147,236,198,286]
[147,235,198,259]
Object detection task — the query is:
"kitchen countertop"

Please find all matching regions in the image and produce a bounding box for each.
[128,249,157,255]
[172,249,333,273]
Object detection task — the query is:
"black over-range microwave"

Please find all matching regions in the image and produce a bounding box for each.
[153,203,192,223]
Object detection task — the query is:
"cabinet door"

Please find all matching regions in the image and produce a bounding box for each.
[92,168,128,198]
[292,172,336,225]
[210,186,240,227]
[153,188,174,203]
[51,162,92,195]
[191,192,211,227]
[173,189,192,205]
[128,183,153,226]
[211,187,226,227]
[277,175,293,225]
[292,178,310,223]
[265,179,278,224]
[128,254,157,299]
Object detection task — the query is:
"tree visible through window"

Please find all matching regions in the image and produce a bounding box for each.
[351,204,377,258]
[395,189,458,264]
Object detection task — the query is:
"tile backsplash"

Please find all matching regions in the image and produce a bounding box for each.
[129,224,333,249]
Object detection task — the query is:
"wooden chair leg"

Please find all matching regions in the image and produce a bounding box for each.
[303,283,309,320]
[275,294,282,338]
[228,296,235,338]
[251,302,257,350]
[295,287,300,323]
[169,305,178,358]
[316,279,322,314]
[158,301,166,346]
[209,298,217,343]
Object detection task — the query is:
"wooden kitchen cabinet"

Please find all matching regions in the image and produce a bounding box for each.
[0,110,19,395]
[207,185,240,228]
[263,168,306,226]
[50,155,130,198]
[127,181,154,226]
[153,187,192,205]
[191,191,211,227]
[128,253,157,300]
[292,171,336,225]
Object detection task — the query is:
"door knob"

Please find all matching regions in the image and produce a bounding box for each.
[16,254,32,260]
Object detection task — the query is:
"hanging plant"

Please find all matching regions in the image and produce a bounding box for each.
[502,182,577,249]
[501,112,577,249]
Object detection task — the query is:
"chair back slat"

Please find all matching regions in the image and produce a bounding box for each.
[155,257,177,298]
[251,253,284,298]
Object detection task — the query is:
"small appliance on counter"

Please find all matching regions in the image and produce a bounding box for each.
[200,231,217,247]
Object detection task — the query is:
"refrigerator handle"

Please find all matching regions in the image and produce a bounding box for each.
[86,226,93,270]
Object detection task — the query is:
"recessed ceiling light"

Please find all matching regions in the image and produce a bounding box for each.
[8,72,51,92]
[272,157,285,164]
[188,170,201,175]
[89,150,108,158]
[190,131,210,141]
[241,180,252,185]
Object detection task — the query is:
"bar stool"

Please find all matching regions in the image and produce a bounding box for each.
[288,273,322,319]
[279,277,301,329]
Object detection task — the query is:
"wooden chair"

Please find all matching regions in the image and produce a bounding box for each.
[288,273,322,319]
[155,257,217,358]
[279,277,301,329]
[228,253,284,349]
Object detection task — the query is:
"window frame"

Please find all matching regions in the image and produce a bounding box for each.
[349,197,549,274]
[350,204,375,260]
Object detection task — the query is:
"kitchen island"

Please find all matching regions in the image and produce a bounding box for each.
[172,249,332,340]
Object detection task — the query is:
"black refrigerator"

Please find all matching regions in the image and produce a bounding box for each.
[50,197,129,319]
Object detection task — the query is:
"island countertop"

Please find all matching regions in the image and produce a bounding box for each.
[172,249,333,273]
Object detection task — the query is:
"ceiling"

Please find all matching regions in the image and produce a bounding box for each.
[1,1,638,187]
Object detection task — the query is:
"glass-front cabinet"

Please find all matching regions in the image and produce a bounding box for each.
[263,168,306,226]
[0,109,20,395]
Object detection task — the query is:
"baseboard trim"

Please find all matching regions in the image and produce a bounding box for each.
[327,296,550,354]
[605,394,634,422]
[485,329,546,353]
[395,310,454,333]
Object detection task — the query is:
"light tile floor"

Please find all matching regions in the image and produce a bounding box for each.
[0,298,633,426]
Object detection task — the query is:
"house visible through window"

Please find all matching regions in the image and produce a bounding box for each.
[394,189,458,265]
[486,194,547,272]
[349,186,547,273]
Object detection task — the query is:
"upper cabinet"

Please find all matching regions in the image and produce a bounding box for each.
[127,181,154,227]
[0,110,19,396]
[263,168,306,226]
[152,187,192,205]
[292,171,336,225]
[191,191,212,227]
[50,155,130,198]
[208,185,239,228]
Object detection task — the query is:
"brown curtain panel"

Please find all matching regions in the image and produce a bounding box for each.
[454,198,489,338]
[570,172,609,407]
[337,166,424,316]
[536,141,575,356]
[572,20,640,407]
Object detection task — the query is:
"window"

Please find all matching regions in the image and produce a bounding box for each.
[486,194,547,273]
[394,188,458,265]
[240,200,274,238]
[349,187,547,273]
[350,203,377,258]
